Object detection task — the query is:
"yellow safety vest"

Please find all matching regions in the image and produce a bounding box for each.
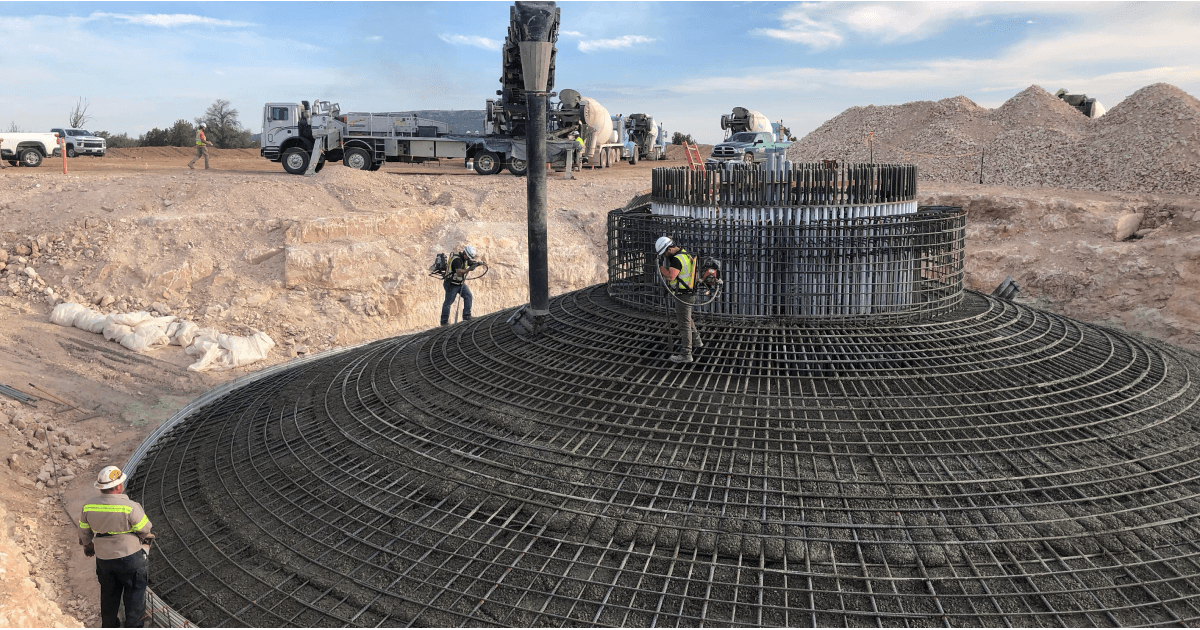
[196,130,206,146]
[669,248,696,292]
[574,136,584,149]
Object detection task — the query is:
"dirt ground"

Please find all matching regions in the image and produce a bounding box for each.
[0,147,1198,627]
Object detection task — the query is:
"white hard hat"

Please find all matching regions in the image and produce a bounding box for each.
[95,465,127,490]
[655,236,674,256]
[463,245,477,260]
[198,122,207,128]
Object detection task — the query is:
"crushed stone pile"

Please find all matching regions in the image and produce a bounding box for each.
[787,83,1200,195]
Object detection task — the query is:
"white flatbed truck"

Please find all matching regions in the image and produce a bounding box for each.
[261,100,572,176]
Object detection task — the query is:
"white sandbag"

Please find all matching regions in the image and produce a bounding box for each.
[50,302,89,327]
[103,323,133,342]
[188,331,275,372]
[185,329,221,356]
[118,316,177,353]
[108,311,153,327]
[171,321,201,347]
[75,311,110,334]
[120,325,170,353]
[220,331,276,368]
[165,322,180,339]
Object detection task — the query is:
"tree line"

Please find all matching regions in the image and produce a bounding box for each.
[64,98,258,150]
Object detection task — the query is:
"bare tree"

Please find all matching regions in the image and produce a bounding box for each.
[196,99,255,149]
[6,121,22,133]
[68,97,92,128]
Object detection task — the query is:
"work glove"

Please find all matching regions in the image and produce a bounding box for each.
[84,544,95,557]
[140,533,156,548]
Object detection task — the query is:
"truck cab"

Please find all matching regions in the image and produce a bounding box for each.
[709,131,791,165]
[261,103,302,161]
[49,127,106,157]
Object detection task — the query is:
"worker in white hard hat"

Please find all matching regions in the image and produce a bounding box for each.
[440,245,481,326]
[78,465,155,628]
[656,236,703,363]
[188,121,209,170]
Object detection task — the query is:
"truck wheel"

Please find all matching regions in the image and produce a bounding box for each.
[629,151,638,166]
[473,152,502,175]
[368,160,382,171]
[19,149,43,168]
[507,158,528,176]
[344,148,371,170]
[66,145,77,158]
[600,149,609,168]
[281,148,309,174]
[743,152,755,164]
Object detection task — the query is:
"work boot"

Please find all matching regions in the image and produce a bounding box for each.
[462,315,472,321]
[669,354,693,363]
[440,321,449,327]
[693,337,704,350]
[188,164,194,170]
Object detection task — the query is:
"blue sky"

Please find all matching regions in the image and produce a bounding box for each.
[4,2,1199,143]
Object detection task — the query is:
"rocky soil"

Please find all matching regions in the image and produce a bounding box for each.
[788,83,1200,195]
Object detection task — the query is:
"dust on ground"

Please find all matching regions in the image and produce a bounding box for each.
[2,84,1200,626]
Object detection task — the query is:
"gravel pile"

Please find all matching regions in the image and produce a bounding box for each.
[787,83,1200,194]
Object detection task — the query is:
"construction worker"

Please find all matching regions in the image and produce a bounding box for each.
[78,466,154,628]
[187,122,209,170]
[573,132,585,169]
[0,136,7,168]
[656,236,702,363]
[440,245,479,326]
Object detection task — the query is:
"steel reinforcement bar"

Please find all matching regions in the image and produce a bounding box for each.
[650,163,918,208]
[607,206,966,321]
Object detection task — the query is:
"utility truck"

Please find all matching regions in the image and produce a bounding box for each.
[0,132,62,167]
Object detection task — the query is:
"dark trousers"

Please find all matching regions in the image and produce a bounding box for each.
[440,280,473,325]
[672,292,699,355]
[97,550,148,628]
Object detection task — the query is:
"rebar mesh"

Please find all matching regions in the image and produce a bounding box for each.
[608,206,965,321]
[128,287,1200,627]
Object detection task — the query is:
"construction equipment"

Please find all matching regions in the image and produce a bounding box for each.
[624,113,667,163]
[1055,89,1107,118]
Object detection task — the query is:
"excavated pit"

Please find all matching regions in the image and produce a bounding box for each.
[126,163,1200,627]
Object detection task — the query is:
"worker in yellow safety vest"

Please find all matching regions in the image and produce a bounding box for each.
[78,466,155,627]
[656,236,703,363]
[188,122,209,170]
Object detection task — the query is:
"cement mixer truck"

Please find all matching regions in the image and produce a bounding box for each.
[558,90,634,168]
[624,113,667,163]
[708,107,793,164]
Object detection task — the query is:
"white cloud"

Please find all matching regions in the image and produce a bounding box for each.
[752,2,1105,49]
[561,30,584,37]
[438,33,501,50]
[89,12,254,28]
[677,13,1200,107]
[578,35,655,53]
[367,35,382,42]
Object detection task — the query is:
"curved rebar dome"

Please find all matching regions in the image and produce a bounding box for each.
[128,285,1200,627]
[127,165,1200,627]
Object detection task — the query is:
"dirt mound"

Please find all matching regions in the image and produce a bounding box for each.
[106,147,260,160]
[787,83,1200,194]
[663,143,711,161]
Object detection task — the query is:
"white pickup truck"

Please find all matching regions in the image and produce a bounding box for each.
[0,132,62,167]
[50,127,107,157]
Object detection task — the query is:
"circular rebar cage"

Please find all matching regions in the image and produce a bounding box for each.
[607,206,965,321]
[128,287,1200,628]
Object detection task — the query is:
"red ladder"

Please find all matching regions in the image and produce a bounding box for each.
[684,142,705,171]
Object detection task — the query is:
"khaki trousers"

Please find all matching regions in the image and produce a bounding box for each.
[188,145,209,169]
[672,292,700,356]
